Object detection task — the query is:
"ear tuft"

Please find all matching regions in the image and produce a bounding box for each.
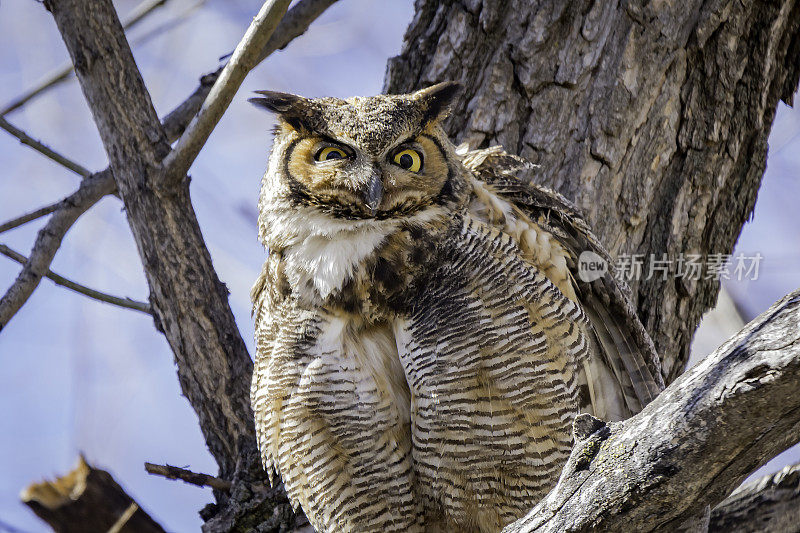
[249,90,307,114]
[414,81,461,123]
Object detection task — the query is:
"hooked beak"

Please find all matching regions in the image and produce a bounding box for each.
[363,171,383,215]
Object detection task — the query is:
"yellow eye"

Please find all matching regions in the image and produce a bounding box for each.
[393,149,422,172]
[316,146,347,161]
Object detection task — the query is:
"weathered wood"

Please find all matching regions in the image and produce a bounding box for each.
[22,456,165,533]
[503,288,800,532]
[710,462,800,533]
[385,0,800,383]
[45,0,254,482]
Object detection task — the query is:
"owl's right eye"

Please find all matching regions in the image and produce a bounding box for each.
[315,146,348,162]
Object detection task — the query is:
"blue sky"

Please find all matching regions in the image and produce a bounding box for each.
[1,1,798,531]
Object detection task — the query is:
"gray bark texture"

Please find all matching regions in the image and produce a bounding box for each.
[709,463,800,533]
[502,289,800,532]
[29,0,800,530]
[385,0,800,383]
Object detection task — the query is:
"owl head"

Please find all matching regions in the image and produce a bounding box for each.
[251,82,465,226]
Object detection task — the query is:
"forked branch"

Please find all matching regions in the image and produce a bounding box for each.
[162,0,292,184]
[0,170,116,331]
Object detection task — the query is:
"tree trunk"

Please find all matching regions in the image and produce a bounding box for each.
[385,0,800,383]
[32,0,800,530]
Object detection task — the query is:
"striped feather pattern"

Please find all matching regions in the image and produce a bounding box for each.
[252,267,423,532]
[395,215,590,532]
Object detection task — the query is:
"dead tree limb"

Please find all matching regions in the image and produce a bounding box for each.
[21,456,165,533]
[503,288,800,532]
[709,462,800,533]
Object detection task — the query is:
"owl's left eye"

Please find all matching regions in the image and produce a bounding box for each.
[316,146,348,162]
[392,148,423,172]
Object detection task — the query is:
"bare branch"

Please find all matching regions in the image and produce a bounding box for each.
[0,0,170,116]
[161,0,291,184]
[144,462,232,491]
[0,171,116,331]
[0,0,339,332]
[22,456,165,533]
[0,202,61,234]
[0,243,151,315]
[255,0,339,63]
[160,0,340,141]
[0,116,91,177]
[709,462,800,532]
[504,288,800,532]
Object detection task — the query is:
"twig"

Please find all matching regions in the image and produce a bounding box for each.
[107,502,139,533]
[128,0,207,49]
[0,243,151,315]
[0,202,61,234]
[0,0,170,116]
[162,0,292,184]
[0,116,91,178]
[255,0,338,63]
[159,0,340,141]
[144,462,232,491]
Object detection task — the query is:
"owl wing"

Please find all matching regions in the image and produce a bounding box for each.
[462,146,664,419]
[250,257,423,532]
[394,214,594,530]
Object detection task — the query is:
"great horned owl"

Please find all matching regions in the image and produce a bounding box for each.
[249,82,664,533]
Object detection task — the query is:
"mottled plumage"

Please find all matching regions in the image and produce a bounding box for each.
[250,83,663,533]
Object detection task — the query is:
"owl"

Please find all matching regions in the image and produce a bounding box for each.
[249,82,664,533]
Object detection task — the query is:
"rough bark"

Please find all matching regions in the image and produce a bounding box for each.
[21,456,165,533]
[45,0,254,482]
[709,462,800,533]
[385,0,800,383]
[503,288,800,532]
[29,0,800,530]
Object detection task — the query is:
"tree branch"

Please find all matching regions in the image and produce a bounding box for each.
[0,0,337,332]
[0,0,170,117]
[161,0,291,185]
[22,456,166,533]
[144,462,232,491]
[0,243,151,315]
[503,288,800,532]
[0,116,90,177]
[709,462,800,533]
[0,170,116,331]
[0,202,61,234]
